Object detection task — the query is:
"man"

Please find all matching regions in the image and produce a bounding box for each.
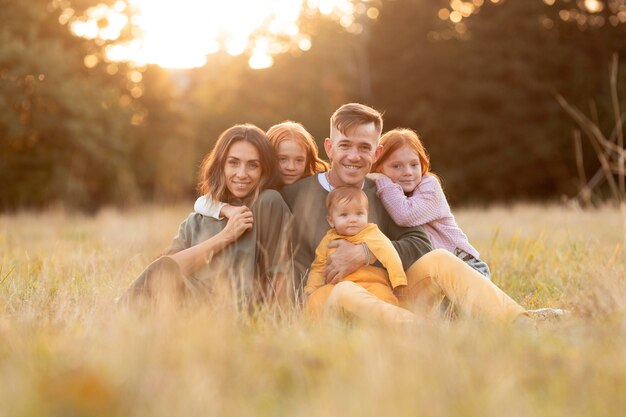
[282,103,530,324]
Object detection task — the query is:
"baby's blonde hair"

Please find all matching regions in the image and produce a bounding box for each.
[326,186,368,214]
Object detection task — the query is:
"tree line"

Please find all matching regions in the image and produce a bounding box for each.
[2,0,625,211]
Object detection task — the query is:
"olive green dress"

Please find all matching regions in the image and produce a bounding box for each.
[120,190,293,305]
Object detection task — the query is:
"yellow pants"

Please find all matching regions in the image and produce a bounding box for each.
[305,265,400,317]
[322,249,527,325]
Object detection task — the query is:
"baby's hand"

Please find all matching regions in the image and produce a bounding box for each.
[366,172,388,181]
[220,204,238,219]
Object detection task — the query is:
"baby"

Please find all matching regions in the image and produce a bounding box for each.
[304,186,409,318]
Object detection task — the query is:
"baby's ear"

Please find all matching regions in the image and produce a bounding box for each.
[326,216,334,228]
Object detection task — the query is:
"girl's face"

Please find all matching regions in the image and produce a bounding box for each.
[378,145,422,193]
[224,141,262,199]
[277,139,307,185]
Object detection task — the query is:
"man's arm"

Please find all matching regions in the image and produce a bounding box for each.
[387,222,433,270]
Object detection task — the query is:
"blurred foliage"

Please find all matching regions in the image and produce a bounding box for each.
[0,0,193,211]
[370,0,626,204]
[2,0,626,211]
[186,19,364,159]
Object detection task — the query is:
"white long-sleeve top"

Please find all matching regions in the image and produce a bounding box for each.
[193,195,225,219]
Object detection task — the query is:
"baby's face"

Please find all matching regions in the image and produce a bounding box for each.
[327,198,368,236]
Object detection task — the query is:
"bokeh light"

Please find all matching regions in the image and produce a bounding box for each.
[71,0,381,69]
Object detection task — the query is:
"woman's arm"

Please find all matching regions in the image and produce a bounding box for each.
[169,206,253,276]
[375,175,448,227]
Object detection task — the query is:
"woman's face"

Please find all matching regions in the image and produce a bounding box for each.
[224,141,262,199]
[379,145,422,193]
[276,139,307,185]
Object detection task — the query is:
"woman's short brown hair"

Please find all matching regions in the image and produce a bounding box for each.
[198,124,281,205]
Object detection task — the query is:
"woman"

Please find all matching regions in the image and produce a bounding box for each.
[120,124,293,306]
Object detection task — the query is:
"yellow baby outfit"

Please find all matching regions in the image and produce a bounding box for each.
[304,223,407,317]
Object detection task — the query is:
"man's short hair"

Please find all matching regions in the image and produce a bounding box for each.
[330,103,383,139]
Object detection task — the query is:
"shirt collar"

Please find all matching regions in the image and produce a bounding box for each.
[317,172,365,192]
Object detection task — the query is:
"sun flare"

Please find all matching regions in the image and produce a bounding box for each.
[71,0,378,69]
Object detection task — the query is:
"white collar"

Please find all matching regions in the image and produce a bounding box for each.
[317,172,365,192]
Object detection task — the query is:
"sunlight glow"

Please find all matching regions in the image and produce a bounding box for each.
[71,0,378,70]
[584,0,604,13]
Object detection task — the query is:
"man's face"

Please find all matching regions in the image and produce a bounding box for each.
[324,122,379,187]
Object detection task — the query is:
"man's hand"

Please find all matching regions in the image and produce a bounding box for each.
[325,239,367,284]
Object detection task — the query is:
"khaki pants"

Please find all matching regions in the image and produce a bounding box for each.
[325,249,526,324]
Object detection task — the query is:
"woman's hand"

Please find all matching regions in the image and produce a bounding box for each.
[221,206,254,243]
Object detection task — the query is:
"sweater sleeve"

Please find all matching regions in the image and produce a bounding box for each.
[194,195,226,220]
[362,226,407,288]
[164,215,192,255]
[376,175,448,227]
[304,234,331,295]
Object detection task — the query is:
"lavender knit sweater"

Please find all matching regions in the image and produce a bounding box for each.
[375,175,480,259]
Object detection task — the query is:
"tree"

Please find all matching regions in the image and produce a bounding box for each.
[368,0,626,204]
[0,0,192,210]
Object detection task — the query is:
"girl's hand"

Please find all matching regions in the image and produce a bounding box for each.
[221,206,253,243]
[366,172,389,182]
[220,204,237,219]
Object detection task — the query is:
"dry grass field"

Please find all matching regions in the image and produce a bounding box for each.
[1,203,625,417]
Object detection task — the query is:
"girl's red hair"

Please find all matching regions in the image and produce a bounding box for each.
[267,121,329,177]
[372,128,430,177]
